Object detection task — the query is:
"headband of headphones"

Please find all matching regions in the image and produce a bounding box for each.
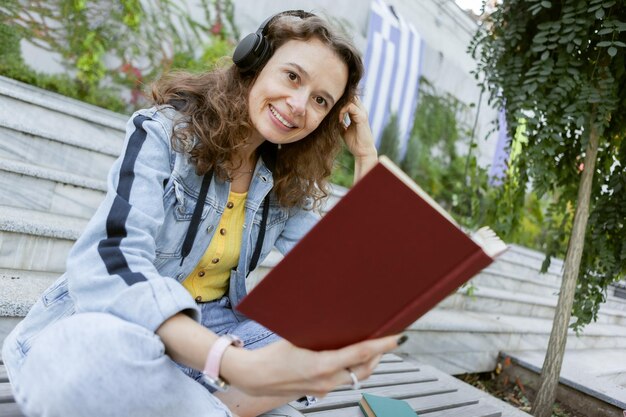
[233,10,316,73]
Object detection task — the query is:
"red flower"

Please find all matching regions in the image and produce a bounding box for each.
[210,22,223,35]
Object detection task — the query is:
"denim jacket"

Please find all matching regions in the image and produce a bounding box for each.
[4,106,319,362]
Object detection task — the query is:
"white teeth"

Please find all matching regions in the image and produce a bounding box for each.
[270,106,294,128]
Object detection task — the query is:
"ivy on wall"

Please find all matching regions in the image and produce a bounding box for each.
[0,0,238,112]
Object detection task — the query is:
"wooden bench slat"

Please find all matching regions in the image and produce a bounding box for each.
[0,383,15,404]
[379,353,403,363]
[0,402,25,417]
[303,391,480,416]
[330,370,438,392]
[296,381,458,412]
[371,362,419,374]
[425,403,502,417]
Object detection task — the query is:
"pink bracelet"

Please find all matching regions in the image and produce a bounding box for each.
[202,334,243,391]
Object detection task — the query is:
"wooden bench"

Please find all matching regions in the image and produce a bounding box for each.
[0,357,21,417]
[0,354,504,417]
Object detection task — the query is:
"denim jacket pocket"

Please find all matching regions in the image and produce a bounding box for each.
[172,179,212,221]
[15,276,75,356]
[155,178,215,258]
[252,203,288,229]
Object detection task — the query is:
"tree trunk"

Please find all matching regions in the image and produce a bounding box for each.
[530,120,600,417]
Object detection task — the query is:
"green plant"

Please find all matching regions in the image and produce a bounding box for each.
[330,143,355,188]
[401,79,490,229]
[0,0,238,112]
[377,113,401,164]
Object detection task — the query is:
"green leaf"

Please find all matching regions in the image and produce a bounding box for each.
[541,50,551,60]
[597,28,614,35]
[596,8,605,19]
[608,46,618,57]
[541,0,552,8]
[597,41,613,47]
[537,22,554,30]
[614,41,626,47]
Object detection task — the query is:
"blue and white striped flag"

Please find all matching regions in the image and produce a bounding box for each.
[361,0,423,157]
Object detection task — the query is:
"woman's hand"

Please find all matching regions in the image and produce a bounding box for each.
[221,335,400,398]
[339,97,378,181]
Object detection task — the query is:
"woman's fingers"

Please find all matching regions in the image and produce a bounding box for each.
[227,335,401,398]
[339,96,368,126]
[347,353,383,382]
[317,335,400,390]
[333,334,400,369]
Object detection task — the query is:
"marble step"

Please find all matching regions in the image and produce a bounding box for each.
[441,285,626,327]
[504,244,564,272]
[488,247,626,312]
[0,75,127,134]
[402,309,626,375]
[0,157,106,219]
[0,124,117,181]
[0,268,58,317]
[0,78,125,163]
[594,361,626,384]
[597,369,626,388]
[489,250,564,284]
[0,205,86,273]
[472,268,626,314]
[501,349,626,411]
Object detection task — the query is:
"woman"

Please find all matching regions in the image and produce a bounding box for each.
[2,10,402,417]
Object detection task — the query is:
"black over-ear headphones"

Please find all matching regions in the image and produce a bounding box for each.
[233,10,315,73]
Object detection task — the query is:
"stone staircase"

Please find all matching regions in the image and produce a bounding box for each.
[0,75,124,339]
[1,75,625,409]
[406,244,626,375]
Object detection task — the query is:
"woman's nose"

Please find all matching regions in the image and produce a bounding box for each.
[286,91,307,116]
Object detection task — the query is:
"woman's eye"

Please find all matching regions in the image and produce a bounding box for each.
[287,71,298,81]
[315,96,326,106]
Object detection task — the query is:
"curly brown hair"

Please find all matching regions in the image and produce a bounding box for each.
[151,13,364,208]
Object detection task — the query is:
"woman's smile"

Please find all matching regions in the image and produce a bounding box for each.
[269,104,296,129]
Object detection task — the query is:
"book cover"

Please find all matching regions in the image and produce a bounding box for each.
[358,393,417,417]
[236,156,507,351]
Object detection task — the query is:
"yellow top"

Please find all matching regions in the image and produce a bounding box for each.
[183,191,247,302]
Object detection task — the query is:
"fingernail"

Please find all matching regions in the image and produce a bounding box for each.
[397,334,408,346]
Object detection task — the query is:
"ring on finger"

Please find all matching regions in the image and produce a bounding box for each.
[347,368,361,390]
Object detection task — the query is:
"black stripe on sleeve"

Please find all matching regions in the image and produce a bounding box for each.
[97,114,151,286]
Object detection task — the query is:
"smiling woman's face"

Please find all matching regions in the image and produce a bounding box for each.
[247,38,349,146]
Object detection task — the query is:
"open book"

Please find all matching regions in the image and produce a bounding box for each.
[236,156,507,351]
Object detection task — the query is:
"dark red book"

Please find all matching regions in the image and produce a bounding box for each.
[236,156,507,351]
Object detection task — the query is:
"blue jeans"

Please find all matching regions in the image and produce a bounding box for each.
[2,296,279,417]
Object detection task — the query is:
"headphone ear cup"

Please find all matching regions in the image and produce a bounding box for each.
[233,32,271,73]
